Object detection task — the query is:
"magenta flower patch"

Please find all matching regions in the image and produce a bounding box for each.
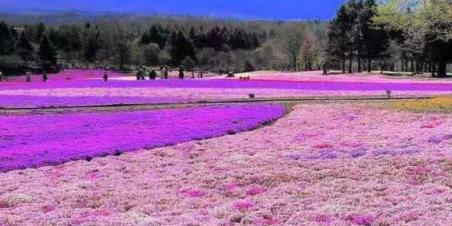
[233,200,255,210]
[0,104,285,172]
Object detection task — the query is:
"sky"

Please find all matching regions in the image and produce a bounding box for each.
[0,0,345,20]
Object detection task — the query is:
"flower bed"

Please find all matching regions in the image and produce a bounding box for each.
[390,96,452,113]
[0,103,450,225]
[0,104,285,172]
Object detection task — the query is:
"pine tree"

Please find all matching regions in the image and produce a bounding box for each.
[16,32,34,63]
[39,35,57,71]
[0,21,15,55]
[34,22,46,43]
[169,31,195,66]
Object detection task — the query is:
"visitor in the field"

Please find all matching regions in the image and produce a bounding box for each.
[164,66,169,79]
[103,72,108,81]
[26,71,32,82]
[149,69,157,80]
[179,66,184,79]
[136,67,143,80]
[43,71,48,82]
[322,62,328,76]
[0,71,3,81]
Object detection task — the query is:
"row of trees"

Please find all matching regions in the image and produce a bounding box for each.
[0,17,327,75]
[0,21,57,73]
[327,0,451,77]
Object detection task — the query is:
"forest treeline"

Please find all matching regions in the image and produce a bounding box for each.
[327,0,451,77]
[0,16,327,75]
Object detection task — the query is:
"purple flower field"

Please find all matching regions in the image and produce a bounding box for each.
[0,104,285,172]
[0,95,181,108]
[1,78,452,92]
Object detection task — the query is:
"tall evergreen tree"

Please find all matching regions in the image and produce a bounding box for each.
[0,21,15,55]
[39,35,57,71]
[169,31,195,66]
[34,22,46,43]
[16,32,34,63]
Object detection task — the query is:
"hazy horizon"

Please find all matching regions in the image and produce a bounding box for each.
[0,0,345,20]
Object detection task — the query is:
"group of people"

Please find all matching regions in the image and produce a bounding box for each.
[133,66,204,81]
[0,71,48,82]
[135,66,168,81]
[25,71,48,82]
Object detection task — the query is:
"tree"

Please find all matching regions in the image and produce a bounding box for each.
[34,22,46,43]
[39,35,57,71]
[144,43,161,66]
[375,0,452,76]
[327,5,353,73]
[207,26,228,51]
[16,32,34,63]
[285,27,303,71]
[0,21,15,55]
[244,59,256,72]
[169,31,195,66]
[83,30,101,63]
[116,41,130,70]
[182,56,195,71]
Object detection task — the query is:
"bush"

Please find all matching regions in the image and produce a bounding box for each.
[182,56,195,71]
[0,55,25,75]
[244,60,256,72]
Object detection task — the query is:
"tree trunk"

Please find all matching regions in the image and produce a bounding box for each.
[437,61,447,77]
[358,57,362,72]
[410,59,414,73]
[348,54,353,73]
[367,58,371,73]
[342,58,346,73]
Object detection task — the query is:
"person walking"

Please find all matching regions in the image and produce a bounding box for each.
[103,72,109,82]
[322,62,328,76]
[0,71,3,82]
[163,66,169,79]
[149,69,157,80]
[43,71,48,82]
[26,71,32,82]
[178,66,184,79]
[136,67,142,80]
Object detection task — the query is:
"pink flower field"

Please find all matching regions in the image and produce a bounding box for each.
[0,103,450,225]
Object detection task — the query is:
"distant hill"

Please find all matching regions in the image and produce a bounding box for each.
[0,11,141,25]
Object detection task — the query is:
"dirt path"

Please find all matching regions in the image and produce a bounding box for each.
[0,95,432,115]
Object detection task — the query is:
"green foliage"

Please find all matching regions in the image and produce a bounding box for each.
[374,0,451,76]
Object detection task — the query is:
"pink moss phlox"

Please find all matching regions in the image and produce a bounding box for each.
[233,200,255,211]
[347,214,376,225]
[312,214,334,223]
[183,189,206,198]
[245,186,266,196]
